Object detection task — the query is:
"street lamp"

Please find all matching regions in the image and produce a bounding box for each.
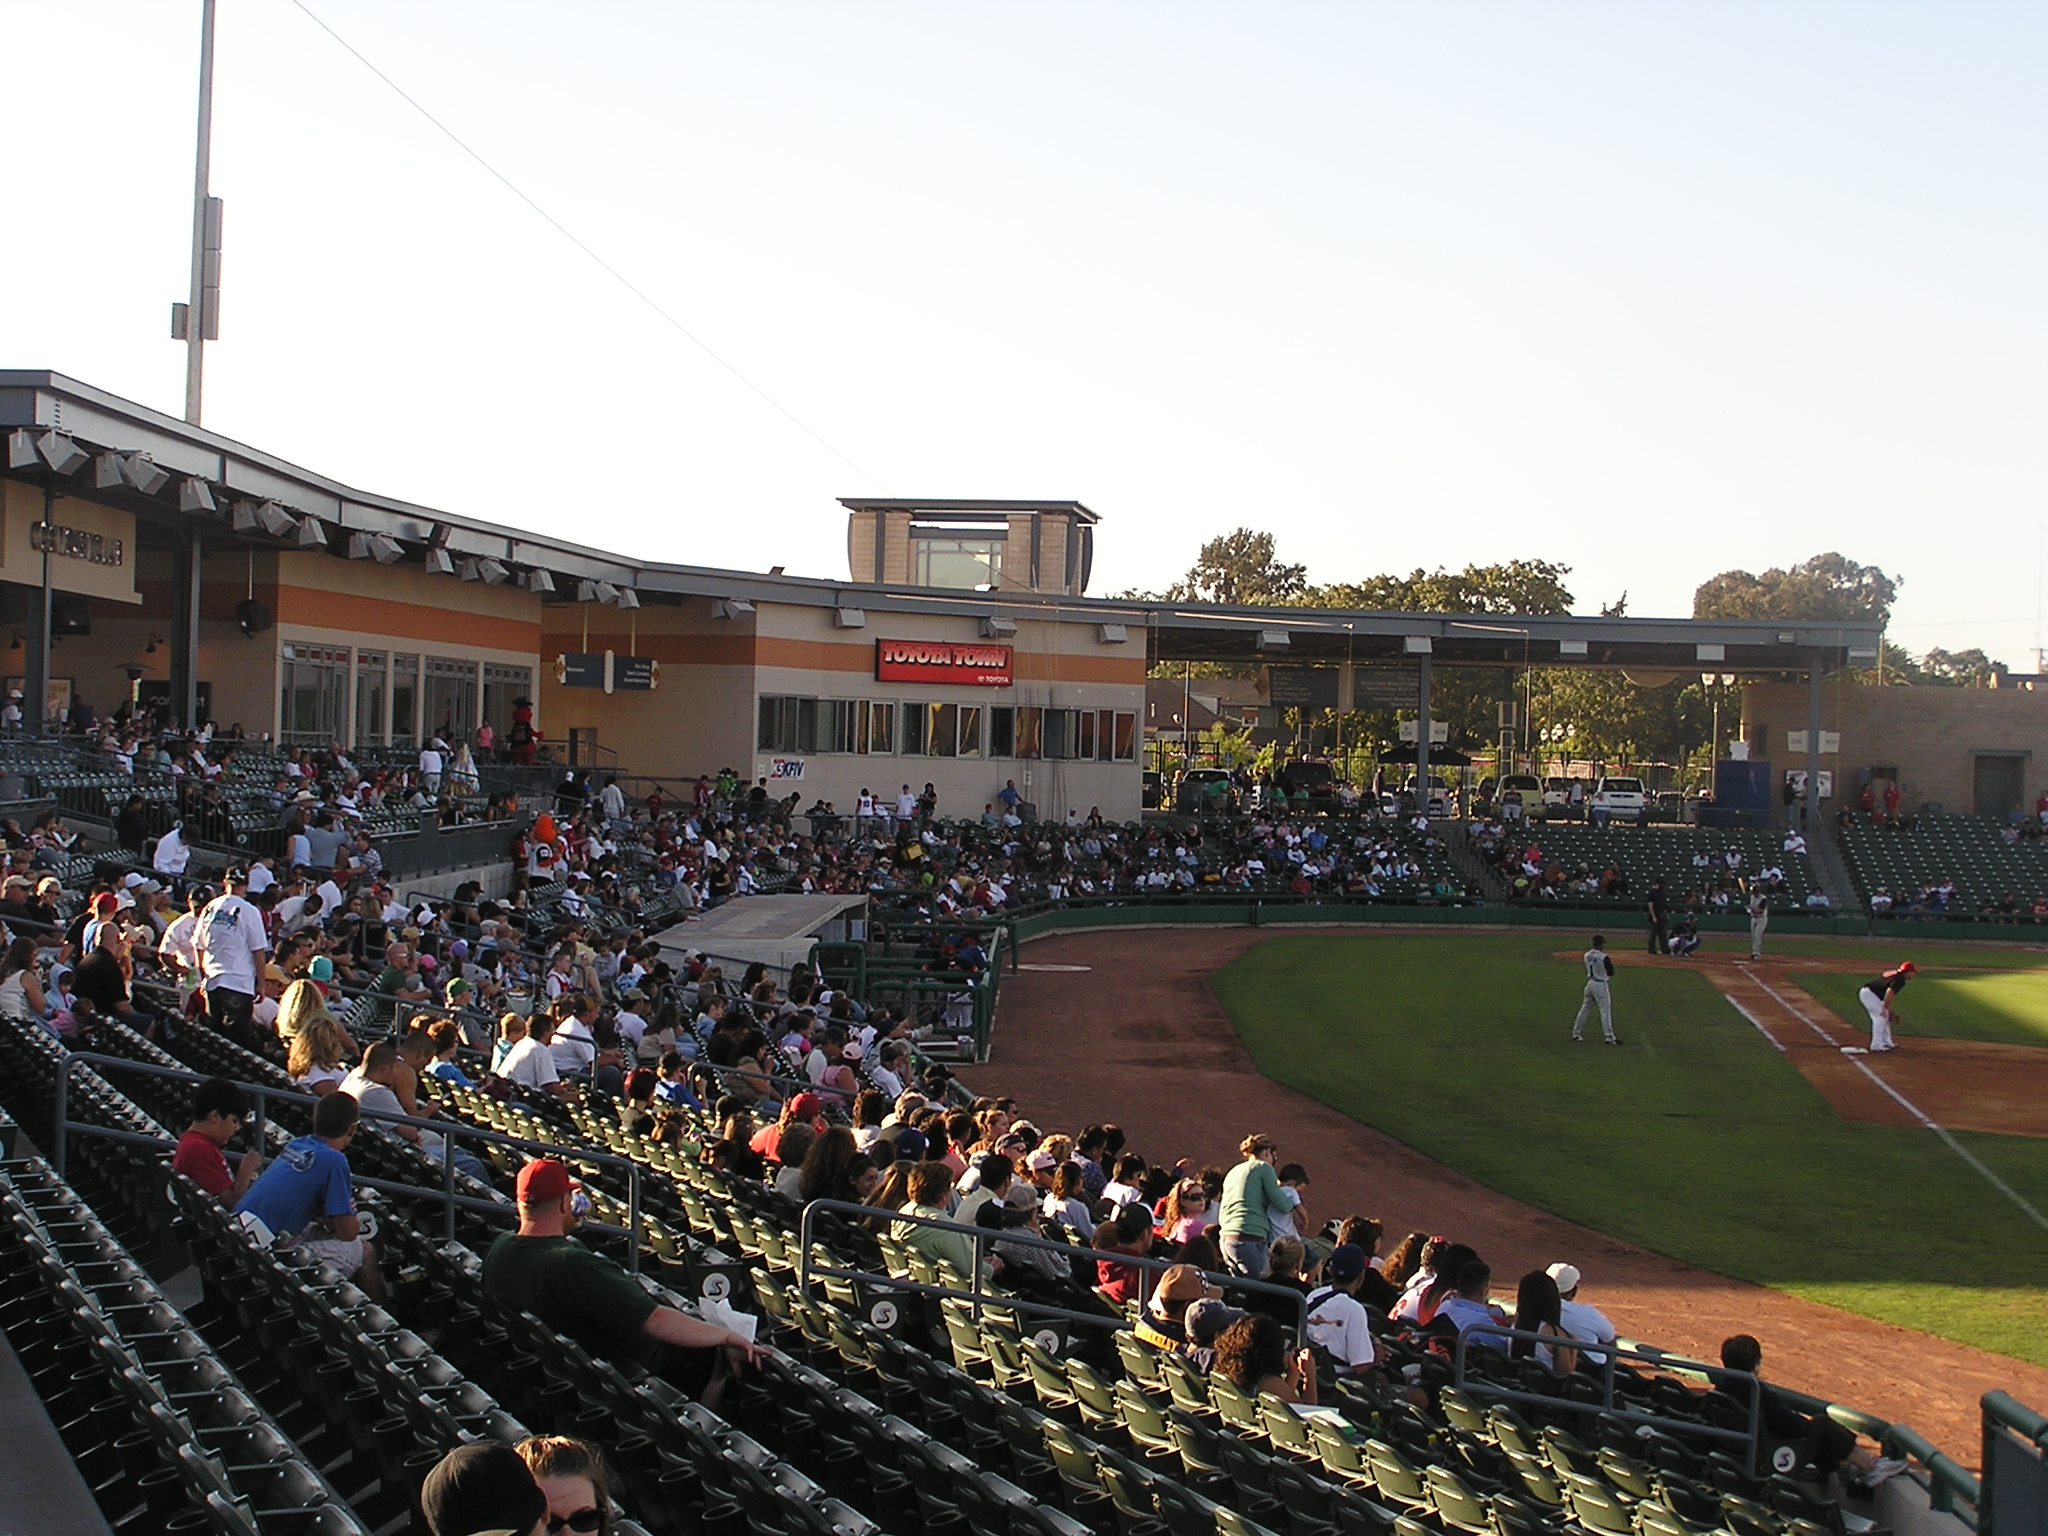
[1702,672,1736,768]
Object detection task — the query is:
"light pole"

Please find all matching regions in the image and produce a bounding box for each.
[173,0,223,425]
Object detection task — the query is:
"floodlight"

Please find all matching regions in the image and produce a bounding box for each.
[1259,629,1292,650]
[348,533,377,560]
[122,454,170,495]
[35,432,89,475]
[833,607,866,629]
[1097,623,1128,644]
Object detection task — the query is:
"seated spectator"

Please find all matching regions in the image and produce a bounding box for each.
[1093,1202,1154,1305]
[1510,1269,1579,1374]
[1212,1312,1316,1405]
[1160,1177,1216,1245]
[289,1013,353,1096]
[236,1090,384,1300]
[1043,1161,1096,1241]
[1717,1335,1904,1484]
[1431,1260,1509,1350]
[894,1159,989,1282]
[1304,1243,1378,1371]
[419,1443,548,1536]
[1135,1263,1220,1352]
[171,1076,264,1204]
[992,1178,1072,1282]
[514,1434,613,1536]
[1333,1217,1398,1312]
[1548,1262,1616,1363]
[424,1019,474,1086]
[483,1159,762,1407]
[501,1013,574,1101]
[1182,1297,1241,1374]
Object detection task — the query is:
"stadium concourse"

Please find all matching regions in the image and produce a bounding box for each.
[0,737,2041,1536]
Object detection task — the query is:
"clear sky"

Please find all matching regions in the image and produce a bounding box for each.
[6,2,2045,663]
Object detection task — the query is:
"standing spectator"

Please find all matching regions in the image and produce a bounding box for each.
[153,819,192,879]
[1219,1132,1290,1279]
[196,867,270,1049]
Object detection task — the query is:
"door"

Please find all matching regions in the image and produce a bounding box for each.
[1973,754,2026,819]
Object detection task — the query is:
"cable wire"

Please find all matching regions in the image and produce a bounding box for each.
[286,0,889,492]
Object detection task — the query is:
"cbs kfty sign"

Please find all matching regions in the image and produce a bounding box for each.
[874,640,1013,686]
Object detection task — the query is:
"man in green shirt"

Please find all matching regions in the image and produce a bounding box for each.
[1219,1132,1292,1280]
[483,1159,762,1406]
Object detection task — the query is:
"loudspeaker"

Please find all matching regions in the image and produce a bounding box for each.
[235,599,272,636]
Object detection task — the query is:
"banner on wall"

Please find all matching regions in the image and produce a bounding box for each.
[556,653,603,688]
[769,758,806,780]
[874,640,1013,686]
[612,656,659,692]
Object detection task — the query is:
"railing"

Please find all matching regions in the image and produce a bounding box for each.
[1449,1322,1764,1474]
[796,1196,1311,1338]
[1983,1391,2048,1536]
[50,1051,651,1272]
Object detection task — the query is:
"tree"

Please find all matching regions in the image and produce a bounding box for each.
[1308,559,1575,617]
[1920,648,2006,688]
[1692,553,1900,628]
[1169,529,1307,606]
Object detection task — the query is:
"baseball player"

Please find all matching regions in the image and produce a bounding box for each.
[1857,962,1916,1052]
[1572,935,1620,1045]
[1747,886,1769,961]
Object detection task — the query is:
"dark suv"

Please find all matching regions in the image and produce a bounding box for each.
[1275,760,1339,803]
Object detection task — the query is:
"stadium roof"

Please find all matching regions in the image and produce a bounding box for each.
[1,371,1880,672]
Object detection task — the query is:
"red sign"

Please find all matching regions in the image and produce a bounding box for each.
[875,640,1014,687]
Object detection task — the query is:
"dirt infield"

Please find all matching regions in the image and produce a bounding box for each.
[1587,950,2048,1138]
[976,925,2048,1464]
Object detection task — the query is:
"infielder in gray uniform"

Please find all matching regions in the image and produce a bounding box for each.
[1748,887,1769,961]
[1572,935,1620,1044]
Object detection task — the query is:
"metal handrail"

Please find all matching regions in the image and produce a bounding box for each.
[1982,1389,2048,1536]
[50,1050,648,1272]
[796,1196,1310,1338]
[1449,1321,1764,1473]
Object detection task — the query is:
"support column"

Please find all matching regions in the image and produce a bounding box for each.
[168,533,203,730]
[1804,650,1823,833]
[1416,652,1432,815]
[26,488,53,737]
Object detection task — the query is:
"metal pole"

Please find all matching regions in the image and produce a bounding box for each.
[184,0,218,425]
[442,1127,457,1246]
[1805,650,1823,834]
[52,1056,69,1177]
[249,1087,265,1154]
[627,1164,641,1276]
[183,533,203,728]
[32,486,53,738]
[1416,651,1432,816]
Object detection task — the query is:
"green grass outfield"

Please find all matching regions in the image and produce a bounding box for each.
[1210,931,2048,1367]
[1797,967,2048,1050]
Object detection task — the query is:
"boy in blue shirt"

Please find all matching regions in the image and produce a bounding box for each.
[236,1091,384,1300]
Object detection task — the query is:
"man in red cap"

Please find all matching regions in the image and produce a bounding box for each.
[1857,962,1916,1053]
[483,1158,764,1406]
[750,1092,824,1162]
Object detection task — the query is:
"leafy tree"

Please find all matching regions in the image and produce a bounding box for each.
[1692,552,1900,627]
[1308,559,1575,617]
[1169,528,1307,606]
[1920,647,2006,687]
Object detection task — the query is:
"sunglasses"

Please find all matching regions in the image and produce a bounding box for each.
[548,1511,603,1534]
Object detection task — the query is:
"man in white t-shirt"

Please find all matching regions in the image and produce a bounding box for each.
[159,884,210,998]
[196,867,270,1049]
[419,739,444,794]
[1547,1263,1617,1365]
[548,999,598,1079]
[1304,1244,1378,1370]
[894,785,917,825]
[500,1016,572,1099]
[153,821,192,877]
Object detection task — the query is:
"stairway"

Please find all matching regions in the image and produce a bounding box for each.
[1806,818,1864,914]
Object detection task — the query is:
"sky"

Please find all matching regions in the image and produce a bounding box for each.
[5,2,2046,664]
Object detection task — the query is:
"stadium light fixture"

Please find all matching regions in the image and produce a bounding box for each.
[35,432,89,475]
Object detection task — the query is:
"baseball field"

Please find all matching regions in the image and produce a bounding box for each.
[1209,930,2048,1367]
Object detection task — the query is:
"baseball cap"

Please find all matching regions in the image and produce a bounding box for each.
[446,976,472,998]
[626,1068,657,1100]
[514,1158,576,1206]
[308,956,335,982]
[893,1128,929,1161]
[1002,1179,1041,1216]
[1184,1298,1243,1345]
[840,1041,863,1061]
[222,865,249,886]
[1896,960,1919,974]
[1153,1263,1220,1307]
[787,1091,824,1121]
[1327,1244,1368,1284]
[1546,1263,1582,1293]
[418,1443,547,1536]
[1026,1149,1059,1172]
[91,892,119,914]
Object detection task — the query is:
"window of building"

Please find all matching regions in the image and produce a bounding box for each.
[926,703,958,757]
[912,534,1005,590]
[901,702,928,755]
[1113,710,1137,761]
[482,663,532,746]
[354,649,386,747]
[1015,706,1042,759]
[391,653,420,748]
[989,707,1015,758]
[279,643,349,747]
[958,704,983,758]
[424,655,478,744]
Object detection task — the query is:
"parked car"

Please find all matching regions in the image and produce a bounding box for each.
[1498,774,1546,819]
[1142,771,1163,811]
[1591,775,1648,823]
[1543,777,1576,815]
[1276,759,1340,805]
[1401,775,1452,818]
[1175,768,1238,814]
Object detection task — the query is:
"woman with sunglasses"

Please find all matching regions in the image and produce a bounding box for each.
[515,1434,613,1535]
